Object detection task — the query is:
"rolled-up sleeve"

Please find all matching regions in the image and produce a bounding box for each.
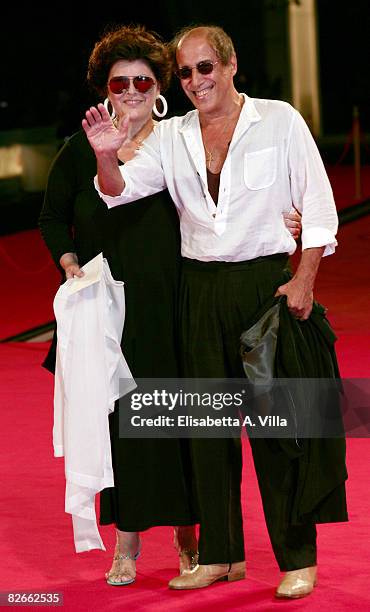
[94,131,166,208]
[288,110,338,256]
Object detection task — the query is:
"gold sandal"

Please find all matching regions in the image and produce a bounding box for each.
[173,526,199,575]
[106,532,141,586]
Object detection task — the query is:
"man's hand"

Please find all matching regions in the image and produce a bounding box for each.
[275,246,325,320]
[82,103,130,156]
[275,277,313,320]
[60,252,84,280]
[283,210,302,240]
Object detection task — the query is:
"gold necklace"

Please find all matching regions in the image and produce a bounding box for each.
[115,118,154,150]
[202,95,244,170]
[117,120,154,163]
[202,120,233,171]
[132,118,156,149]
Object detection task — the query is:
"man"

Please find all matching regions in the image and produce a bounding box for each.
[83,25,347,599]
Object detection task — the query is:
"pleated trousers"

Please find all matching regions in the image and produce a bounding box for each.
[179,254,317,570]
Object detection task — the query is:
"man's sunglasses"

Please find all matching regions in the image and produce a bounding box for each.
[108,75,156,94]
[175,60,218,80]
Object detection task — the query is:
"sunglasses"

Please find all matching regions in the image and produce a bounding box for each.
[108,75,156,94]
[175,60,218,80]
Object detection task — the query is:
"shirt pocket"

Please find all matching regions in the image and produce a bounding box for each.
[244,146,277,190]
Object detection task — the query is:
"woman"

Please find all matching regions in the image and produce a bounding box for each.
[39,24,199,586]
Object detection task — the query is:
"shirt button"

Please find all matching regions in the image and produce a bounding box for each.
[212,213,216,218]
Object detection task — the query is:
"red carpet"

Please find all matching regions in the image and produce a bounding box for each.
[311,215,370,382]
[0,205,369,609]
[326,164,370,211]
[0,231,60,339]
[0,341,369,611]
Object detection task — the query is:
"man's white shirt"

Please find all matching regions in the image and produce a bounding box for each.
[96,94,338,261]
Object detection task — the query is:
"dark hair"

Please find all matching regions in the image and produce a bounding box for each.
[169,24,236,70]
[87,24,172,97]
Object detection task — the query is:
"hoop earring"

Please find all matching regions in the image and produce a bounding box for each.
[103,97,116,120]
[152,94,168,118]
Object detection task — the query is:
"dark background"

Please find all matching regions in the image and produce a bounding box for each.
[1,1,369,137]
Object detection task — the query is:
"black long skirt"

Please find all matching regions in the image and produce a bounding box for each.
[99,190,198,530]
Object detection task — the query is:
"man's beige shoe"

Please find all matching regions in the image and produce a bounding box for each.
[168,561,245,590]
[275,565,317,599]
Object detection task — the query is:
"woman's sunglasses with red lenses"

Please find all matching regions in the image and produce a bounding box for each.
[108,75,156,94]
[175,60,218,80]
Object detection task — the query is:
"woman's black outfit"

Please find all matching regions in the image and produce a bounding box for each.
[39,131,197,530]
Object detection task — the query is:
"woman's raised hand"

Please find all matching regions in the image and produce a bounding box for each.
[82,103,130,156]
